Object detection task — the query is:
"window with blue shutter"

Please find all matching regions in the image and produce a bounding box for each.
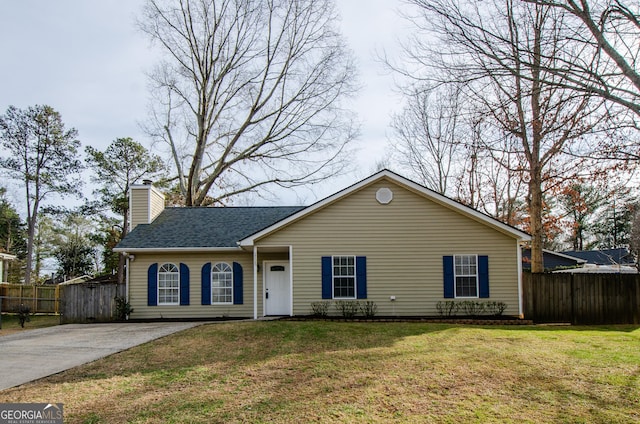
[333,256,355,298]
[158,263,180,304]
[443,256,455,298]
[233,262,243,305]
[179,263,190,305]
[211,262,233,304]
[148,263,158,306]
[321,257,332,299]
[201,262,211,305]
[356,256,367,299]
[478,255,489,298]
[321,256,367,299]
[444,255,489,298]
[202,262,242,305]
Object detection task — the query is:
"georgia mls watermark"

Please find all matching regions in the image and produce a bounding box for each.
[0,403,63,424]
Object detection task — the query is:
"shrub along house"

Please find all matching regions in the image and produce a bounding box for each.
[114,170,531,319]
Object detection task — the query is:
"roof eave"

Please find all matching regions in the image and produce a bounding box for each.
[113,246,243,253]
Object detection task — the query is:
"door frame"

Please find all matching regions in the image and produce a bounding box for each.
[263,260,292,316]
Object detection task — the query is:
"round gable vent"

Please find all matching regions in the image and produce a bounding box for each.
[376,187,393,204]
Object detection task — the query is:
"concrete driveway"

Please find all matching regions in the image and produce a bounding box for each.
[0,322,205,391]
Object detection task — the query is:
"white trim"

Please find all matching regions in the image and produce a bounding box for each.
[253,246,258,319]
[157,262,180,306]
[332,255,357,300]
[0,253,17,261]
[128,185,133,233]
[262,260,267,318]
[125,256,130,307]
[113,247,242,253]
[453,254,479,299]
[211,262,233,305]
[517,242,524,318]
[263,260,292,316]
[289,245,294,317]
[239,170,530,247]
[147,187,152,224]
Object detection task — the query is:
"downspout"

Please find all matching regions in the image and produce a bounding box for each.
[253,246,258,320]
[517,241,524,319]
[125,255,131,309]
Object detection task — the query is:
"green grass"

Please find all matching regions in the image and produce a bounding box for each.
[0,314,59,334]
[1,321,639,423]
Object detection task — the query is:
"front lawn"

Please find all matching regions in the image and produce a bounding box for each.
[1,321,638,423]
[0,314,59,335]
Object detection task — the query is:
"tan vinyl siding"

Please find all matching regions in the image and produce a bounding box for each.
[149,188,165,222]
[129,187,150,231]
[129,251,255,319]
[130,185,165,231]
[256,178,522,317]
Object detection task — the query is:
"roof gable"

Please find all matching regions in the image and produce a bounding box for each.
[239,169,530,246]
[522,248,586,271]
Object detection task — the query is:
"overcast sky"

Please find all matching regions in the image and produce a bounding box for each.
[0,1,410,208]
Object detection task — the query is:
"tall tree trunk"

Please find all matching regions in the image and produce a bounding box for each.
[529,173,544,273]
[24,216,35,285]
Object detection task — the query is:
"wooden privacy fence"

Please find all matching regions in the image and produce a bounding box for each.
[522,273,640,324]
[0,283,59,314]
[59,281,126,324]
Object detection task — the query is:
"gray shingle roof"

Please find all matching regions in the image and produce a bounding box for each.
[562,248,634,265]
[116,206,305,249]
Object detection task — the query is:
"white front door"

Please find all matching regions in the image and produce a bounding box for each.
[264,261,291,316]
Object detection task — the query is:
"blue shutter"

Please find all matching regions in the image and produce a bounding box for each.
[443,256,454,299]
[201,262,211,305]
[478,255,489,298]
[147,263,158,306]
[356,256,367,299]
[179,263,190,305]
[233,262,243,305]
[321,256,332,299]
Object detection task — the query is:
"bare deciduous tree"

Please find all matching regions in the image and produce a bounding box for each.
[395,0,609,272]
[390,85,464,195]
[390,85,529,226]
[523,0,639,117]
[140,0,358,206]
[630,206,640,269]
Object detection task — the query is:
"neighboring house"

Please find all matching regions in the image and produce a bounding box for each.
[521,248,586,272]
[0,252,17,283]
[114,170,531,319]
[562,248,635,267]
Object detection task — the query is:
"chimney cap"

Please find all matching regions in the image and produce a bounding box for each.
[142,179,152,185]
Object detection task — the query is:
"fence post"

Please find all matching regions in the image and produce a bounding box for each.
[55,285,59,315]
[530,273,537,322]
[570,273,576,325]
